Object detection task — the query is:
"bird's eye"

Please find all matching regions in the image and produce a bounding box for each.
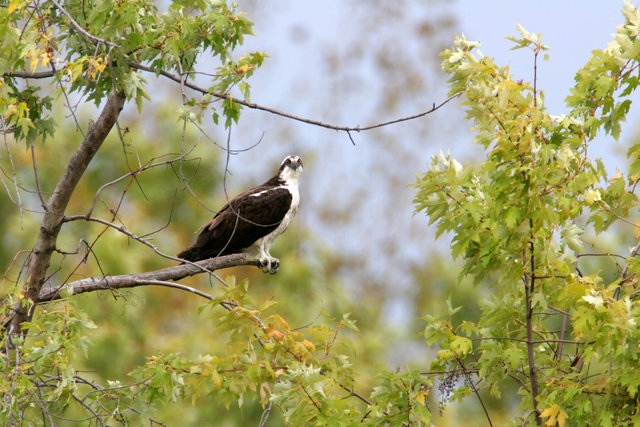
[285,159,291,164]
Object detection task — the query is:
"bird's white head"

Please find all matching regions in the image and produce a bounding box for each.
[278,155,303,185]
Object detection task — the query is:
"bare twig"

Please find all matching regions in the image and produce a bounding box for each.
[555,313,569,361]
[61,213,227,286]
[456,357,492,427]
[70,393,107,427]
[470,337,582,345]
[30,145,46,210]
[49,0,120,48]
[299,381,323,413]
[86,149,197,217]
[128,61,459,137]
[2,120,24,229]
[258,401,273,427]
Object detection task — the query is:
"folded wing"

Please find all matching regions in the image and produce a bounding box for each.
[178,186,292,262]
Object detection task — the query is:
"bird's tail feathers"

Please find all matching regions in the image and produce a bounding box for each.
[177,245,202,262]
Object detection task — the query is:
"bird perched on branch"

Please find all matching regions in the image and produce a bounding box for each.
[178,155,303,273]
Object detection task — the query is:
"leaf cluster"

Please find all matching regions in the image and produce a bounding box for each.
[1,0,264,146]
[414,2,640,425]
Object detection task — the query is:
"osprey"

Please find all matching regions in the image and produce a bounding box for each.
[178,155,303,273]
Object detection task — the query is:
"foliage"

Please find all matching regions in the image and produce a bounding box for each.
[3,0,640,425]
[1,0,262,146]
[414,1,640,425]
[0,1,433,425]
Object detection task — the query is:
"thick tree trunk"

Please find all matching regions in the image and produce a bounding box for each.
[4,91,126,338]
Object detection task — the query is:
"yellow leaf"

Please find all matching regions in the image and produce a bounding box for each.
[615,167,623,178]
[30,56,39,73]
[4,103,18,119]
[267,314,290,330]
[302,339,316,352]
[259,382,270,404]
[540,404,568,427]
[210,370,222,391]
[41,52,51,68]
[635,220,640,239]
[415,389,429,406]
[556,409,568,427]
[266,329,284,341]
[8,0,21,14]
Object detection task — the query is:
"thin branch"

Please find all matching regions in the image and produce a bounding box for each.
[576,252,627,259]
[71,374,167,426]
[2,70,56,79]
[524,221,542,426]
[30,145,46,210]
[49,0,120,48]
[258,401,273,427]
[456,357,493,427]
[86,149,197,217]
[61,214,226,285]
[2,119,24,229]
[298,381,322,413]
[470,337,583,345]
[129,61,459,136]
[548,305,570,316]
[555,313,569,361]
[70,393,107,427]
[33,0,85,136]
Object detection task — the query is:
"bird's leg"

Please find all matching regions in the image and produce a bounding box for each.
[254,241,279,274]
[264,244,279,274]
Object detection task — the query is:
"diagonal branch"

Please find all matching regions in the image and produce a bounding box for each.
[5,91,126,337]
[49,0,120,48]
[456,357,492,427]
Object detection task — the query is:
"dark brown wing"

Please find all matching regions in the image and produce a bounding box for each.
[177,186,292,262]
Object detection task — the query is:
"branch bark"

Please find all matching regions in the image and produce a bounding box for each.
[5,91,126,337]
[525,221,542,426]
[38,254,260,302]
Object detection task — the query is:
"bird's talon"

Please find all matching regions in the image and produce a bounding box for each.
[258,257,279,274]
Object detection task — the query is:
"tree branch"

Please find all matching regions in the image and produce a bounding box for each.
[456,357,492,427]
[525,220,542,426]
[2,70,57,79]
[128,61,459,135]
[49,0,120,48]
[38,254,260,302]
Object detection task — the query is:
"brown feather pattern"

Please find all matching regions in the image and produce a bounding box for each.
[178,176,293,262]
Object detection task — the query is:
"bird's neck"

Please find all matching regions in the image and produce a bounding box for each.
[279,167,302,188]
